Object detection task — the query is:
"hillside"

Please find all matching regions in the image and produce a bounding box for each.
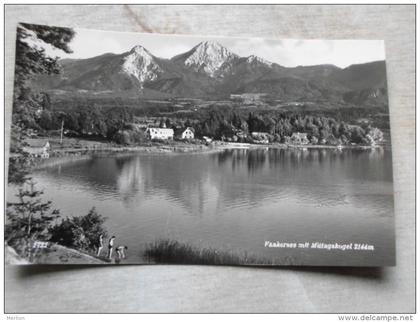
[31,41,388,106]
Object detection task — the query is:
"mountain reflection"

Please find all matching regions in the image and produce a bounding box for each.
[212,147,392,180]
[39,148,393,217]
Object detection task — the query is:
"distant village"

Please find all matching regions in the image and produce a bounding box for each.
[23,120,314,160]
[141,122,311,145]
[22,92,383,159]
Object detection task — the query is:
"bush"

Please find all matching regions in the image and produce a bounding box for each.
[112,129,147,145]
[325,135,340,145]
[112,130,131,145]
[49,207,108,252]
[310,136,318,144]
[366,127,384,145]
[350,125,366,144]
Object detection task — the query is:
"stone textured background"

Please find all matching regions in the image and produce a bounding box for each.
[4,5,415,313]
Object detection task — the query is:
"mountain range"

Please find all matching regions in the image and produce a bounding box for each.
[34,41,388,105]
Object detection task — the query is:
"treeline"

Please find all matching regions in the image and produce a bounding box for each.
[36,103,134,139]
[191,110,383,145]
[31,102,383,146]
[23,93,385,146]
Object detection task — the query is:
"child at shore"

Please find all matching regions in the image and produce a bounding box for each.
[107,236,116,259]
[115,245,128,259]
[96,234,104,257]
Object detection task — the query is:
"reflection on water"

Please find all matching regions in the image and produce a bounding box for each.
[17,148,395,265]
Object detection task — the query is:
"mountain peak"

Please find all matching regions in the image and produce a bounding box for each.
[192,40,236,58]
[196,40,225,50]
[129,45,153,56]
[122,45,161,88]
[175,41,239,77]
[246,55,273,66]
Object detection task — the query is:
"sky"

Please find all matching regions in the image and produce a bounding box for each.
[35,26,386,68]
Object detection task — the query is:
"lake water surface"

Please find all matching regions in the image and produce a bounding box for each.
[22,148,395,266]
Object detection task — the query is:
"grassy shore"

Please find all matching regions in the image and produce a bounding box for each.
[6,243,109,265]
[30,244,110,265]
[31,137,215,169]
[45,137,212,154]
[143,239,296,266]
[5,246,30,265]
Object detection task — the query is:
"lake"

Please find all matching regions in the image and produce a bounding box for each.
[18,147,395,266]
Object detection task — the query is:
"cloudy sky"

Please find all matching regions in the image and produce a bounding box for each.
[41,27,385,68]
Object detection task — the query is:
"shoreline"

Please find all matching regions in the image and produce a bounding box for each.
[31,140,385,170]
[32,143,214,169]
[6,243,108,265]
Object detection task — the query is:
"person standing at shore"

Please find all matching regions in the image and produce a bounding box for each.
[107,236,116,259]
[96,234,104,257]
[115,245,128,259]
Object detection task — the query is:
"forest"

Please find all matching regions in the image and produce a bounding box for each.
[24,94,384,147]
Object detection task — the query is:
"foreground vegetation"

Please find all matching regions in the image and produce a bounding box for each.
[144,239,295,266]
[6,179,109,263]
[6,23,109,264]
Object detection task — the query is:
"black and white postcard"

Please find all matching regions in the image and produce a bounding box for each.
[6,23,395,266]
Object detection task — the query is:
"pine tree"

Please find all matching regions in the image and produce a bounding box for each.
[9,23,75,184]
[6,180,60,259]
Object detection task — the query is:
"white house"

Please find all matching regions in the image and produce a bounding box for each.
[23,139,51,158]
[145,127,174,140]
[289,132,309,145]
[175,127,195,140]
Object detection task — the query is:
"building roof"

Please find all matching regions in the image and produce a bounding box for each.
[291,132,308,137]
[25,138,50,148]
[146,127,174,132]
[174,127,195,136]
[251,132,269,136]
